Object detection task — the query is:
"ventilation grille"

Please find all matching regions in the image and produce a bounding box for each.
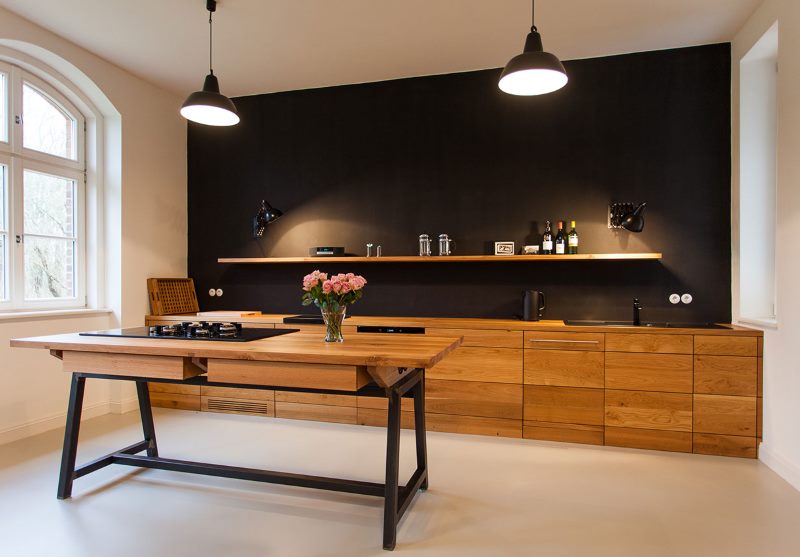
[205,397,273,416]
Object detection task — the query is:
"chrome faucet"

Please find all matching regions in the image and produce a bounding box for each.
[633,298,642,326]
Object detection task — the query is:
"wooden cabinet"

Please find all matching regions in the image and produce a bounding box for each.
[144,314,762,458]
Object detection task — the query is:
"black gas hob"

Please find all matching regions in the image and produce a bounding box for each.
[80,322,299,342]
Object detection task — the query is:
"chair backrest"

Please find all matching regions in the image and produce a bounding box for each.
[147,278,199,315]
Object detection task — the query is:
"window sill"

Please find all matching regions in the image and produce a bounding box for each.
[736,317,778,330]
[0,308,113,322]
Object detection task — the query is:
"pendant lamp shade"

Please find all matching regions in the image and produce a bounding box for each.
[499,1,568,96]
[181,0,239,126]
[181,73,239,126]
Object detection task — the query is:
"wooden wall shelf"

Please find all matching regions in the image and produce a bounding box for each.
[218,253,662,264]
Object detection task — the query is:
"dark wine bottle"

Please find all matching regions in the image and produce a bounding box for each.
[568,220,579,254]
[555,221,566,254]
[542,221,553,254]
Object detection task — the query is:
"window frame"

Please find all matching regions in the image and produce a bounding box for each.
[0,62,87,311]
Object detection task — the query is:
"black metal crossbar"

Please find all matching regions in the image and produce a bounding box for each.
[56,367,428,551]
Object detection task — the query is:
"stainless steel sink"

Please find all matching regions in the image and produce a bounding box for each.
[563,320,730,329]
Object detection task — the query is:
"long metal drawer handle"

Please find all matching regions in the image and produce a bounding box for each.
[529,339,600,344]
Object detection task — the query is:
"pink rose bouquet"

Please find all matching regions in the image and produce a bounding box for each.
[301,270,367,312]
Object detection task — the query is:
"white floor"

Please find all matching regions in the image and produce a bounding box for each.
[1,409,799,557]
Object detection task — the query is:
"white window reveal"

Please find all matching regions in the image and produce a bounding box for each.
[0,62,86,311]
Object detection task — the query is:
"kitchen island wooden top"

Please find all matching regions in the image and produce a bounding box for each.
[10,330,463,369]
[147,314,763,337]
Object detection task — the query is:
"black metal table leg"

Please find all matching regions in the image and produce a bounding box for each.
[57,374,86,499]
[413,372,428,490]
[136,382,159,457]
[383,387,402,550]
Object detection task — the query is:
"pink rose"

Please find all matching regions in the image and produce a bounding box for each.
[322,281,333,293]
[341,283,351,293]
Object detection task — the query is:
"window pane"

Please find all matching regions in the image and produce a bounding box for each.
[0,234,5,301]
[0,164,5,232]
[24,170,75,238]
[0,72,7,143]
[24,236,75,299]
[22,82,76,160]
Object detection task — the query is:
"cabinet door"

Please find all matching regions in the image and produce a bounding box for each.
[524,349,604,388]
[426,328,522,348]
[605,353,693,393]
[426,379,522,420]
[606,333,693,354]
[523,385,604,426]
[428,347,522,383]
[604,390,692,432]
[524,331,605,351]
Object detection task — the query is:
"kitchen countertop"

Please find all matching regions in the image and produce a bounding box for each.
[146,314,762,336]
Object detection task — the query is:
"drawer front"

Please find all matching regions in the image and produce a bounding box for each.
[692,433,757,458]
[605,333,693,354]
[275,402,357,424]
[63,351,204,380]
[150,392,201,411]
[693,394,756,436]
[605,427,692,453]
[525,331,604,351]
[524,349,604,388]
[426,328,522,348]
[150,383,201,396]
[694,356,758,396]
[694,335,758,356]
[523,421,604,446]
[357,407,416,429]
[428,347,522,383]
[605,353,693,393]
[201,386,273,401]
[425,413,522,438]
[275,391,356,407]
[523,385,604,426]
[357,396,415,412]
[207,359,370,391]
[604,390,692,432]
[426,379,522,420]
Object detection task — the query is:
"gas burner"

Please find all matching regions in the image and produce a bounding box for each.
[148,321,245,339]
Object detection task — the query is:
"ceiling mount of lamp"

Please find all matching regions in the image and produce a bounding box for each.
[499,0,568,96]
[181,0,240,126]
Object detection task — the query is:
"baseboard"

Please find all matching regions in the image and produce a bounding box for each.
[759,442,800,492]
[0,401,111,446]
[109,395,140,415]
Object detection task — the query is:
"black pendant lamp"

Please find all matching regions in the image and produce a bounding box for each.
[180,0,239,126]
[499,0,568,96]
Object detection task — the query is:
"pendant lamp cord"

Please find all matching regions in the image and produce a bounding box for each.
[531,0,537,32]
[208,8,214,75]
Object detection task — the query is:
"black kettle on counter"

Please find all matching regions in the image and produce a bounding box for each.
[522,290,546,321]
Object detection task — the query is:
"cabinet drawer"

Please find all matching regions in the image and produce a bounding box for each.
[357,407,415,429]
[525,331,604,351]
[523,421,604,445]
[694,356,757,396]
[693,394,756,436]
[207,359,371,391]
[692,433,757,458]
[426,328,522,348]
[524,350,604,388]
[604,390,692,432]
[605,333,693,354]
[357,396,415,411]
[605,353,693,393]
[426,413,521,438]
[605,427,692,453]
[523,385,604,426]
[275,391,356,407]
[428,347,522,383]
[275,402,357,424]
[150,392,201,411]
[150,383,201,396]
[426,379,522,420]
[694,336,757,356]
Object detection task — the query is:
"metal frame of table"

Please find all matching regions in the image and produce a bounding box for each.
[56,369,428,551]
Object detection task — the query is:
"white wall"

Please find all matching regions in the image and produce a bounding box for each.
[732,0,800,490]
[0,6,187,444]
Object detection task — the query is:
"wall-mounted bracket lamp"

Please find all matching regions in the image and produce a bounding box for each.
[253,199,283,238]
[609,202,647,232]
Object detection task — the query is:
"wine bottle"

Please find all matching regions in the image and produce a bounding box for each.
[555,221,566,254]
[568,220,579,254]
[542,221,553,254]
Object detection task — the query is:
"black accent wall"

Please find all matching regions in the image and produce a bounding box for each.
[188,44,731,322]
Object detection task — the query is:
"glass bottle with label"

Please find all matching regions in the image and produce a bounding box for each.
[542,221,553,254]
[555,221,566,254]
[568,220,579,254]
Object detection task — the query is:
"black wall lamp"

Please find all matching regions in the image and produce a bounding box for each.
[609,202,647,232]
[180,0,240,126]
[253,200,283,238]
[499,0,568,96]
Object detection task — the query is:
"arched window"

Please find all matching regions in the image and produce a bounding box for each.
[0,60,86,309]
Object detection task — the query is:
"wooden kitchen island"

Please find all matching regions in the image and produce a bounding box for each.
[10,330,462,551]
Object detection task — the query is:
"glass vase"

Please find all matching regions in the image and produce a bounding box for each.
[321,306,346,342]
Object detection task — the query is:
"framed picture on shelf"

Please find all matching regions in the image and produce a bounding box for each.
[494,241,515,256]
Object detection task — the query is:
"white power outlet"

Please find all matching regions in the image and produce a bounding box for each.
[208,288,216,297]
[669,293,680,304]
[681,293,693,304]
